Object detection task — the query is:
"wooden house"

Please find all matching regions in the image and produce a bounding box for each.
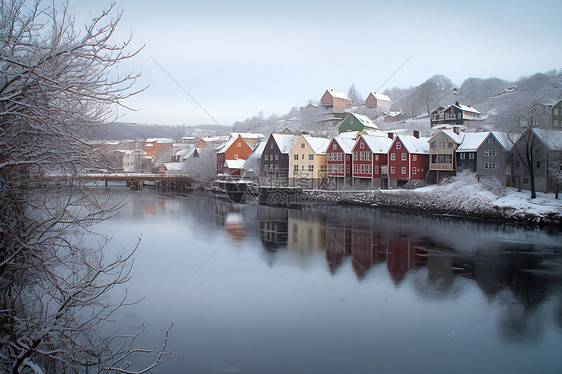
[320,89,352,112]
[288,134,330,189]
[428,129,464,183]
[388,132,430,188]
[364,92,392,111]
[338,113,379,134]
[351,134,393,188]
[326,136,355,189]
[456,131,514,186]
[552,99,562,128]
[216,134,256,174]
[511,128,562,192]
[430,102,482,127]
[260,133,300,187]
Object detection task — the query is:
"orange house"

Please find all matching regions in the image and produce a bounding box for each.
[144,138,174,164]
[216,134,254,174]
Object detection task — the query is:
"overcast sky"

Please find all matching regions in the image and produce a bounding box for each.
[71,0,562,127]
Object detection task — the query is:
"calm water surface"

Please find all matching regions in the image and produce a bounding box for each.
[92,188,562,373]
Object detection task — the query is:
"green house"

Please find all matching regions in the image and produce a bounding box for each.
[552,99,562,128]
[338,113,379,134]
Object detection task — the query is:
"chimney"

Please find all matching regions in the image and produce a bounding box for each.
[387,132,394,139]
[455,101,460,106]
[413,130,420,139]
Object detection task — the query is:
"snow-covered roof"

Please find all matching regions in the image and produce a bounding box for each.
[164,162,184,171]
[457,132,489,152]
[351,113,379,129]
[332,137,355,154]
[272,134,300,154]
[233,132,265,140]
[146,138,174,143]
[302,135,330,154]
[361,135,394,154]
[396,135,430,154]
[430,129,464,144]
[224,159,246,169]
[215,137,236,153]
[249,141,267,159]
[326,90,351,101]
[452,104,481,115]
[533,128,562,150]
[370,93,392,102]
[339,131,360,139]
[491,131,518,151]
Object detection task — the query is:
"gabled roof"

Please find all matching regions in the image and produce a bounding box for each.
[368,92,392,102]
[361,135,394,154]
[271,134,300,154]
[456,132,489,152]
[532,128,562,150]
[146,138,174,143]
[429,129,464,144]
[395,135,429,154]
[249,141,267,159]
[350,113,379,129]
[302,135,330,154]
[215,137,237,153]
[453,103,481,115]
[224,159,246,169]
[491,131,518,151]
[326,90,350,100]
[232,132,265,140]
[331,137,356,154]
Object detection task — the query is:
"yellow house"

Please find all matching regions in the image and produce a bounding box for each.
[289,134,330,188]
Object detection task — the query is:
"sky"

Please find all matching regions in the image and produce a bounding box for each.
[70,0,562,127]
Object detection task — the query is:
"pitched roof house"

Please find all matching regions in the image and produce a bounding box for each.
[288,134,330,189]
[428,129,465,183]
[388,132,430,188]
[326,136,355,189]
[351,134,393,189]
[216,134,259,175]
[364,93,392,111]
[430,102,482,127]
[338,113,379,134]
[260,133,300,187]
[321,89,352,112]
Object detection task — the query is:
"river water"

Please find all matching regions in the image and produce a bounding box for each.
[91,188,562,373]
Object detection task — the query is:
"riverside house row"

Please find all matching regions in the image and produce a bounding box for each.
[252,127,562,193]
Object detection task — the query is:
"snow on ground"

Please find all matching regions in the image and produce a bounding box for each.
[493,189,562,216]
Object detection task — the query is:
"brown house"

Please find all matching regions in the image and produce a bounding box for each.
[321,89,352,112]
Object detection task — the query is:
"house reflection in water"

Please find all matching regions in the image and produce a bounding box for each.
[287,210,326,255]
[258,206,288,252]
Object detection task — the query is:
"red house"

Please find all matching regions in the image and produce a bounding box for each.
[388,132,430,188]
[326,136,355,189]
[320,89,352,112]
[351,134,393,188]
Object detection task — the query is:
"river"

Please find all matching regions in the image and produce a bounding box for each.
[91,187,562,373]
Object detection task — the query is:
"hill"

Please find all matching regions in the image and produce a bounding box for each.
[92,122,230,140]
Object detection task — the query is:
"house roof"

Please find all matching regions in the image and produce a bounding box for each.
[430,129,464,144]
[248,141,267,159]
[272,134,300,154]
[326,90,351,101]
[533,128,562,150]
[361,135,394,154]
[452,104,481,115]
[224,159,246,169]
[233,132,265,140]
[332,137,356,154]
[369,93,392,102]
[302,135,330,154]
[146,138,174,143]
[215,137,237,153]
[456,132,490,152]
[396,135,430,154]
[164,162,184,171]
[351,113,379,129]
[491,131,518,151]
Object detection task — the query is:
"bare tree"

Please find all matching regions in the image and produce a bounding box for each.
[548,160,562,199]
[347,84,363,106]
[0,1,175,372]
[183,147,217,188]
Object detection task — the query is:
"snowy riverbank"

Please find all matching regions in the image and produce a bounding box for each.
[304,173,562,228]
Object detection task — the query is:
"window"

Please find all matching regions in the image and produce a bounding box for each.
[360,152,365,161]
[309,165,314,172]
[309,154,314,161]
[347,165,350,173]
[390,166,395,174]
[396,142,401,149]
[413,155,417,161]
[294,154,298,160]
[367,165,372,174]
[488,137,494,144]
[264,165,268,172]
[555,108,559,115]
[401,153,407,161]
[270,164,273,171]
[360,141,364,149]
[275,164,279,171]
[301,143,305,148]
[353,164,357,174]
[459,153,465,160]
[270,143,274,149]
[275,154,279,161]
[412,167,417,175]
[401,167,407,174]
[390,153,396,161]
[333,142,337,150]
[375,166,379,174]
[234,154,238,159]
[237,142,242,147]
[265,154,269,161]
[431,142,435,149]
[375,155,379,161]
[301,165,305,171]
[536,161,541,168]
[294,165,298,172]
[469,153,474,159]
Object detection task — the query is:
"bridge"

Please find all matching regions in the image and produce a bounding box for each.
[59,173,197,191]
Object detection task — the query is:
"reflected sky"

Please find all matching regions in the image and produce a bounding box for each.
[91,189,562,373]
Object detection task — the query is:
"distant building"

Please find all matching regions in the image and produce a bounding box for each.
[364,93,392,111]
[320,89,352,112]
[428,129,464,183]
[351,134,393,189]
[288,134,330,189]
[260,134,300,187]
[552,100,562,128]
[326,136,355,189]
[387,132,430,188]
[430,102,482,127]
